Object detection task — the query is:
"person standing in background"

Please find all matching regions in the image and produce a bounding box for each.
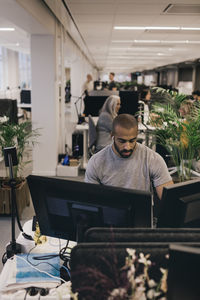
[108,72,117,91]
[83,74,94,94]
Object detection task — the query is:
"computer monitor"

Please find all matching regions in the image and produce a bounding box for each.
[27,175,152,242]
[157,179,200,228]
[83,95,107,116]
[119,91,139,116]
[167,244,200,300]
[20,90,31,104]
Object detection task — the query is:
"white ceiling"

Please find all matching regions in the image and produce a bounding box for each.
[0,16,29,53]
[66,0,200,73]
[0,0,200,74]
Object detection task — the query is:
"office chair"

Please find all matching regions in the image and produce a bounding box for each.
[88,114,97,156]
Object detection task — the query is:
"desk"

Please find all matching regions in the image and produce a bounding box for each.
[0,220,76,299]
[17,104,32,109]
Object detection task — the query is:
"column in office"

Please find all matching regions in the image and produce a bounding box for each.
[31,34,59,176]
[70,58,84,123]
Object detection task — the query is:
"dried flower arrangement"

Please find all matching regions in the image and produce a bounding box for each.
[70,248,168,300]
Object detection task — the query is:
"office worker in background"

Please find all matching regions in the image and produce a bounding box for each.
[85,114,173,200]
[108,72,117,91]
[96,95,121,152]
[139,88,152,124]
[192,90,200,102]
[83,74,94,94]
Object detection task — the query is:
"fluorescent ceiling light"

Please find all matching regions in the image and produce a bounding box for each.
[114,26,179,30]
[0,27,15,31]
[112,40,200,44]
[182,27,200,30]
[114,26,200,31]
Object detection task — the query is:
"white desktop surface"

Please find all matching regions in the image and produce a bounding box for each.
[0,220,76,299]
[17,103,32,108]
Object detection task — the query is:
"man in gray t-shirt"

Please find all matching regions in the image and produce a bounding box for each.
[85,114,173,199]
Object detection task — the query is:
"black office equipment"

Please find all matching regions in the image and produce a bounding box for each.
[83,95,107,116]
[3,147,22,260]
[20,90,31,112]
[27,175,152,242]
[157,179,200,228]
[72,132,83,157]
[119,90,139,116]
[0,99,18,124]
[83,91,139,117]
[167,244,200,300]
[20,90,31,104]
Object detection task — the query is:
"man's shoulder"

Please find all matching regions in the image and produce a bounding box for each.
[136,143,163,160]
[90,145,111,160]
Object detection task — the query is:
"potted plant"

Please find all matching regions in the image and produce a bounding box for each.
[150,87,200,182]
[0,117,40,217]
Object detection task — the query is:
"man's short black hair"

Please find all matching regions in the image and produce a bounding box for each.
[112,114,138,134]
[110,72,115,77]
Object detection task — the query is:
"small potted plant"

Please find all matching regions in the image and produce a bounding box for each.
[0,117,40,217]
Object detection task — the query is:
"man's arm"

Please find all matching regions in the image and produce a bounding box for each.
[84,156,100,184]
[156,180,174,200]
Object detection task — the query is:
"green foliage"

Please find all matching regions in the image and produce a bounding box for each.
[0,120,40,178]
[151,87,187,113]
[150,90,200,181]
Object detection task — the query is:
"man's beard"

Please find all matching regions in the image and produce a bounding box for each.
[113,140,134,159]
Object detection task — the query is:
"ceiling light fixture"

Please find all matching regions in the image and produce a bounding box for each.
[112,40,200,44]
[114,26,200,31]
[0,27,15,31]
[181,27,200,30]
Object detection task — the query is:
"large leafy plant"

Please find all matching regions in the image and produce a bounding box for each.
[150,88,200,181]
[0,119,40,179]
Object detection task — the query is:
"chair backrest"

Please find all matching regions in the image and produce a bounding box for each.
[88,114,97,151]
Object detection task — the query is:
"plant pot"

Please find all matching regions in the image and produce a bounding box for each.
[0,178,30,219]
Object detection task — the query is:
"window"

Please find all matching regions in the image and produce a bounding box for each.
[19,52,31,89]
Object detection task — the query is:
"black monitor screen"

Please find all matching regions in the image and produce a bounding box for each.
[157,179,200,228]
[83,91,139,117]
[119,91,139,116]
[27,175,152,242]
[83,95,107,116]
[20,90,31,104]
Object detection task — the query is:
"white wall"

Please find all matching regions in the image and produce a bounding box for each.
[31,34,58,176]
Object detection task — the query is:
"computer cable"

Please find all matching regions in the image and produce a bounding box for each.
[26,246,60,272]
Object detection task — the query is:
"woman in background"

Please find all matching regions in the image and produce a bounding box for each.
[96,95,121,152]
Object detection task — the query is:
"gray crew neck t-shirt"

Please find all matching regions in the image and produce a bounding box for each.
[85,143,172,193]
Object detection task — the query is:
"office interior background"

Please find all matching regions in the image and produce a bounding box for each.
[0,0,200,178]
[1,0,200,296]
